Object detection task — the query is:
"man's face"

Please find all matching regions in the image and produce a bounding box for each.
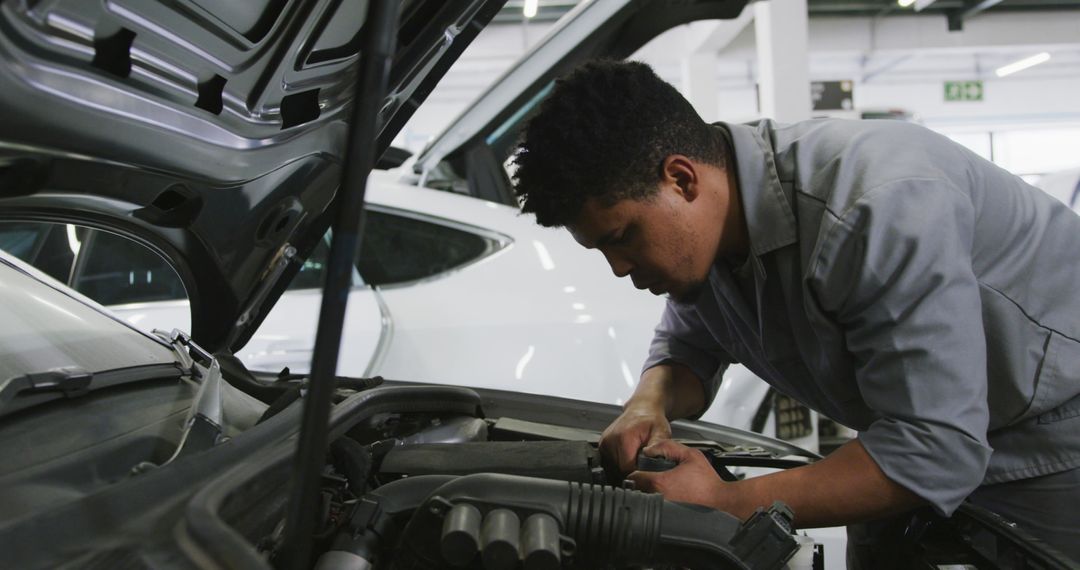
[566,186,720,303]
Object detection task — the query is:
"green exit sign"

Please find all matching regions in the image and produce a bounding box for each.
[945,80,984,102]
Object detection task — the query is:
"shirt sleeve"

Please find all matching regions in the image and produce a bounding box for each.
[811,177,992,516]
[642,299,734,419]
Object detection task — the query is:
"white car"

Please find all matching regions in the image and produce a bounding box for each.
[0,185,842,569]
[0,0,822,453]
[0,175,791,440]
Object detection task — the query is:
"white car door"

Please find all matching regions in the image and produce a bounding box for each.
[237,285,384,377]
[0,221,386,377]
[109,238,387,377]
[232,235,386,377]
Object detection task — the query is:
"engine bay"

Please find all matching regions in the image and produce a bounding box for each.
[180,381,1063,570]
[323,416,797,569]
[1,370,1059,570]
[182,384,806,570]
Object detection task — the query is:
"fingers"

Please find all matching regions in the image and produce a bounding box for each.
[619,435,644,474]
[628,442,695,494]
[641,439,697,463]
[599,433,632,476]
[626,446,724,509]
[626,469,660,492]
[598,409,675,476]
[644,424,672,449]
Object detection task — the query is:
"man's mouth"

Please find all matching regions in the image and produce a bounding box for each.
[633,277,666,295]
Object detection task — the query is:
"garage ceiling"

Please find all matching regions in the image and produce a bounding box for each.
[496,0,1080,25]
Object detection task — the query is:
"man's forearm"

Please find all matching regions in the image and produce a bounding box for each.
[717,439,924,528]
[628,363,706,420]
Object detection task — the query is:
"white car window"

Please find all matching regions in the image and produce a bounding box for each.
[356,210,497,286]
[0,222,80,284]
[0,221,186,307]
[72,230,186,305]
[0,221,352,306]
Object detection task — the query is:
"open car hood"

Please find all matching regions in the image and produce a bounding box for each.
[413,0,748,184]
[0,0,504,352]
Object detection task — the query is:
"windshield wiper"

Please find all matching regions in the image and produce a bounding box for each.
[147,329,226,464]
[0,362,185,419]
[153,328,214,373]
[0,331,207,418]
[0,366,92,406]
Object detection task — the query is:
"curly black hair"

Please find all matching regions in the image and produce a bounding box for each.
[512,59,727,227]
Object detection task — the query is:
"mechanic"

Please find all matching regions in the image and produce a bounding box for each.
[510,60,1080,564]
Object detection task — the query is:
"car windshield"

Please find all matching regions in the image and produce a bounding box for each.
[0,251,179,383]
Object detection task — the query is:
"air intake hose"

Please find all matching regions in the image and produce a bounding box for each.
[322,473,797,570]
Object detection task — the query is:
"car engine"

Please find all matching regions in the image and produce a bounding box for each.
[180,384,805,570]
[315,426,797,570]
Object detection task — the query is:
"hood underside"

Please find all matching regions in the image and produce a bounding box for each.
[0,0,503,352]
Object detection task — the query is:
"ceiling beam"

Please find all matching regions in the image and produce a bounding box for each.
[948,0,1006,30]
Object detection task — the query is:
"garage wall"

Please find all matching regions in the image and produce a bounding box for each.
[398,9,1080,177]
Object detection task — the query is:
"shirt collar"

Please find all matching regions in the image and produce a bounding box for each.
[715,121,798,257]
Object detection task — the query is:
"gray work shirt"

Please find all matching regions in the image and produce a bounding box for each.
[643,119,1080,516]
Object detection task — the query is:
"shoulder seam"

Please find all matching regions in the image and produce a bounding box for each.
[837,176,958,220]
[794,189,844,222]
[979,281,1080,345]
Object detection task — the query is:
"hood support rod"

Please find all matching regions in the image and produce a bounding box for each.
[279,1,401,568]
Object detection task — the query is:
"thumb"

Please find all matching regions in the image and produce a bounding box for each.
[626,469,661,493]
[645,428,672,448]
[642,439,696,463]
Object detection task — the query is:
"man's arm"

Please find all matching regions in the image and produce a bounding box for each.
[630,438,922,527]
[814,178,992,517]
[635,178,994,524]
[632,362,708,420]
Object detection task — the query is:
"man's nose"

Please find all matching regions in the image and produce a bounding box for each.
[603,252,633,278]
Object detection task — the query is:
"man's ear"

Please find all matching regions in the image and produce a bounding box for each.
[661,155,698,202]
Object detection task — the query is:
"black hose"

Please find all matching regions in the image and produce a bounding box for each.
[330,437,373,494]
[257,386,303,425]
[396,474,746,569]
[257,377,384,425]
[328,474,795,570]
[338,375,384,392]
[215,352,293,403]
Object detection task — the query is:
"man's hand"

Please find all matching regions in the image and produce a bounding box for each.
[599,401,672,475]
[600,363,707,475]
[634,438,925,528]
[627,440,726,508]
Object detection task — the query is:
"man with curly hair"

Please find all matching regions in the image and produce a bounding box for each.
[512,59,1080,563]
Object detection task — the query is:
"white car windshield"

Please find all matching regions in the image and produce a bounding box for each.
[0,250,178,383]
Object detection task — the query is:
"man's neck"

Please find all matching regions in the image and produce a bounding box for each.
[717,168,750,258]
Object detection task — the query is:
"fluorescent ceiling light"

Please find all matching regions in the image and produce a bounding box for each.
[524,0,538,18]
[897,0,916,7]
[996,52,1051,77]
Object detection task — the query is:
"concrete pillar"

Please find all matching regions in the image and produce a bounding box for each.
[681,53,719,121]
[678,9,756,122]
[754,0,812,122]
